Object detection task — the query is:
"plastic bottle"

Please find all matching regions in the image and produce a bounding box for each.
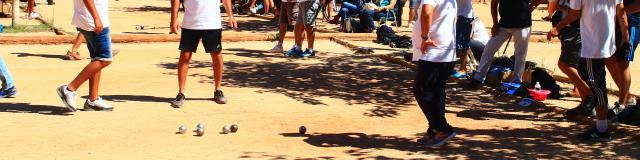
[534,82,541,91]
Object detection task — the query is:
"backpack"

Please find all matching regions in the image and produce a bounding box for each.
[390,35,412,48]
[530,68,561,99]
[376,25,395,44]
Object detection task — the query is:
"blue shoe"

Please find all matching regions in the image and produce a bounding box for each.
[285,47,302,57]
[452,72,468,79]
[1,87,17,98]
[297,49,315,58]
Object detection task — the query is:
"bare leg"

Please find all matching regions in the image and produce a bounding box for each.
[278,22,287,44]
[178,51,193,94]
[547,2,557,18]
[606,58,627,105]
[263,0,270,14]
[558,61,591,100]
[294,23,304,47]
[88,70,102,101]
[71,34,85,53]
[458,50,470,74]
[27,0,35,14]
[67,61,112,92]
[305,26,315,49]
[408,9,415,25]
[210,52,224,90]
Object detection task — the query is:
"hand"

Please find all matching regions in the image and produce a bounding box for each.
[94,19,104,34]
[228,17,238,31]
[170,21,181,35]
[547,27,559,41]
[491,24,499,37]
[420,38,436,53]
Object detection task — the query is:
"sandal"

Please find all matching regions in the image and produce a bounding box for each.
[66,50,82,60]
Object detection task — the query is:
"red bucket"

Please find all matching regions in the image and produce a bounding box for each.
[527,89,551,101]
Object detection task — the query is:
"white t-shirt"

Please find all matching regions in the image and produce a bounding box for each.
[570,0,621,59]
[456,0,473,18]
[411,0,457,62]
[182,0,223,30]
[471,18,489,44]
[71,0,110,31]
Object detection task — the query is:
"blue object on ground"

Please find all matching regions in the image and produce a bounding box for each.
[501,82,521,95]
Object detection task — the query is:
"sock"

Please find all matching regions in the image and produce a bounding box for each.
[65,86,73,92]
[307,48,314,52]
[294,45,301,50]
[596,120,608,133]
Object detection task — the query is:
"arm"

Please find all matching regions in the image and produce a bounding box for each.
[490,0,499,36]
[547,9,580,40]
[627,1,640,13]
[82,0,103,34]
[170,0,180,34]
[617,3,630,43]
[222,0,238,30]
[386,0,396,10]
[419,3,435,53]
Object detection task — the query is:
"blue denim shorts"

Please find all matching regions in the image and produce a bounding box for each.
[456,16,473,51]
[409,0,416,9]
[78,27,113,61]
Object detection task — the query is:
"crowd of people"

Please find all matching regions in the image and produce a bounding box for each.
[414,0,640,146]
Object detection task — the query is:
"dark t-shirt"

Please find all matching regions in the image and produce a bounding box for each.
[497,0,532,28]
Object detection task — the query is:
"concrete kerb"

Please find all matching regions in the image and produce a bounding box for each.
[0,32,377,44]
[329,37,639,98]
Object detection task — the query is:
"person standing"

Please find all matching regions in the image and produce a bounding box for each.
[452,0,474,79]
[285,0,321,58]
[549,0,628,141]
[266,0,293,53]
[169,0,238,107]
[606,0,640,111]
[466,0,542,89]
[56,0,115,112]
[0,55,17,98]
[411,0,457,147]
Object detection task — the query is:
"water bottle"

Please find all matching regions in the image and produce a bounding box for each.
[534,82,541,91]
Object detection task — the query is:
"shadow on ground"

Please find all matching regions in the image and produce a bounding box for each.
[0,102,73,116]
[11,52,68,60]
[158,54,415,118]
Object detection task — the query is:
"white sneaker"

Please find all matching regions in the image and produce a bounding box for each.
[29,12,40,19]
[84,97,114,111]
[249,8,257,14]
[56,85,77,112]
[266,45,284,53]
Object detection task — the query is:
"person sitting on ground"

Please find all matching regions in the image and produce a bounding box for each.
[0,55,17,98]
[242,0,271,14]
[469,17,489,61]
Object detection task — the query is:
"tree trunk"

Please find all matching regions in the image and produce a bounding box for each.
[11,0,20,26]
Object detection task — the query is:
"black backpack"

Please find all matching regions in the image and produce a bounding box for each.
[376,25,395,44]
[530,68,562,99]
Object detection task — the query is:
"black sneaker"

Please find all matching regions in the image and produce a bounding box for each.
[213,90,227,104]
[577,127,611,142]
[565,101,595,121]
[608,102,624,120]
[170,93,186,108]
[1,86,17,98]
[464,79,483,90]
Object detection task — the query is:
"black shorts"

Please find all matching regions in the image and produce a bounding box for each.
[558,27,581,67]
[578,58,608,107]
[179,28,222,53]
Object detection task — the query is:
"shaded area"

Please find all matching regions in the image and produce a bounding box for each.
[0,102,73,116]
[122,5,180,13]
[238,151,336,160]
[158,55,416,118]
[82,95,211,103]
[11,52,68,60]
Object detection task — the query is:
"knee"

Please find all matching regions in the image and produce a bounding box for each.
[100,61,112,67]
[211,52,223,59]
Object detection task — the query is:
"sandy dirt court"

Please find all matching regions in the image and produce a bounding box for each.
[1,0,640,159]
[0,40,639,159]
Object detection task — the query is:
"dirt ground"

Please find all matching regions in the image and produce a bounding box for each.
[1,1,640,159]
[0,41,639,159]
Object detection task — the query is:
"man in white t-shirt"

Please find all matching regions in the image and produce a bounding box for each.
[57,0,115,112]
[549,0,629,141]
[411,0,457,148]
[453,0,474,79]
[169,0,238,107]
